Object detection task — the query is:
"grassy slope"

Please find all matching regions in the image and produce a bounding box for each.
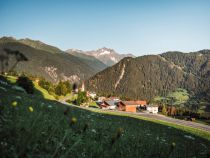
[0,83,210,157]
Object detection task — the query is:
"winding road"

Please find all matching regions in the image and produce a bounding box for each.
[59,99,210,132]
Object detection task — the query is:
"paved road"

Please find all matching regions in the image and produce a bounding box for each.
[131,112,210,132]
[59,100,210,132]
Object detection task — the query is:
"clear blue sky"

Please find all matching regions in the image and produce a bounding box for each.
[0,0,210,56]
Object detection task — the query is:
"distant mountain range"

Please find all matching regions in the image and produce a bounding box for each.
[85,50,210,110]
[0,37,108,83]
[66,47,135,66]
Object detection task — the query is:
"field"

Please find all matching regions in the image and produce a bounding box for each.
[0,82,210,158]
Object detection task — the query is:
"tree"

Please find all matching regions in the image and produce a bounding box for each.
[16,75,34,94]
[76,91,88,105]
[162,105,168,116]
[55,81,69,96]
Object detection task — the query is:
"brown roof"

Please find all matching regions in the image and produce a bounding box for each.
[121,101,139,105]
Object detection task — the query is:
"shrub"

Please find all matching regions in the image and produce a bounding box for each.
[16,76,34,94]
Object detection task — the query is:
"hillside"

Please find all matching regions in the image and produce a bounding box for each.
[0,37,107,83]
[0,76,210,158]
[19,38,63,54]
[85,50,210,110]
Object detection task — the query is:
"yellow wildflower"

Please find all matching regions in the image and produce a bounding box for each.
[28,106,34,112]
[70,117,77,125]
[11,101,18,107]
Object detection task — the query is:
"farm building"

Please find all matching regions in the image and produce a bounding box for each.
[98,100,119,110]
[146,105,158,114]
[135,100,147,107]
[117,101,139,112]
[87,91,97,99]
[108,96,120,101]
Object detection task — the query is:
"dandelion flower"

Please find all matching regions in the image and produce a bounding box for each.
[70,117,77,125]
[11,101,18,107]
[28,106,34,112]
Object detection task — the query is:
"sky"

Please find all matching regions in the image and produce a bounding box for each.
[0,0,210,56]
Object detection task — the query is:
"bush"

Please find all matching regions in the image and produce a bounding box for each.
[16,76,34,94]
[76,91,88,105]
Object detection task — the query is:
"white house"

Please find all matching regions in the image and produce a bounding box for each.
[146,105,158,114]
[87,91,97,99]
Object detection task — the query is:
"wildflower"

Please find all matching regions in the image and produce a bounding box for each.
[28,106,34,112]
[91,129,96,133]
[11,101,18,107]
[171,142,176,150]
[111,127,124,145]
[70,117,77,125]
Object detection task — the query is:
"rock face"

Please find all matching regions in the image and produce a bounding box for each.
[0,37,107,83]
[85,50,210,102]
[67,47,135,66]
[85,47,135,66]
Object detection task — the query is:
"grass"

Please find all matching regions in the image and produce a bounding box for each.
[82,107,210,140]
[0,83,210,158]
[33,82,55,100]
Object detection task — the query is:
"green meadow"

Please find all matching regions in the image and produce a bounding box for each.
[0,79,210,158]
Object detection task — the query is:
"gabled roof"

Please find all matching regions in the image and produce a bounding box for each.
[104,100,118,106]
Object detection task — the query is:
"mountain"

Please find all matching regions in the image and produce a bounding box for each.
[18,38,63,54]
[0,37,107,83]
[66,49,107,72]
[69,47,135,66]
[85,50,210,106]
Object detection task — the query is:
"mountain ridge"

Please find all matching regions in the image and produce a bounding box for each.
[85,50,210,107]
[0,37,107,83]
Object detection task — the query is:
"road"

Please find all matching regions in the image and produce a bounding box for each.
[59,100,210,132]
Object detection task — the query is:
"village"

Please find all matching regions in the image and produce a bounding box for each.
[82,83,159,114]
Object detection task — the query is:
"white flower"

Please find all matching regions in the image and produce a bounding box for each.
[91,129,96,133]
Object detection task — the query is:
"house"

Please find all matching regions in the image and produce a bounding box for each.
[99,100,119,110]
[117,101,139,112]
[108,97,120,101]
[135,100,147,107]
[146,105,158,114]
[98,97,106,101]
[87,91,97,99]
